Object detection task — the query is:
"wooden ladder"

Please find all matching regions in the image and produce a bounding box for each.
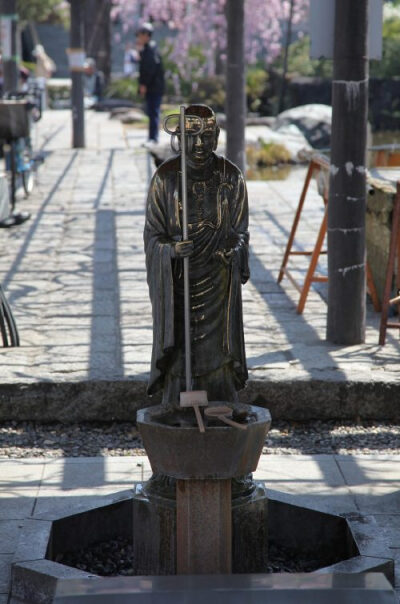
[278,154,380,314]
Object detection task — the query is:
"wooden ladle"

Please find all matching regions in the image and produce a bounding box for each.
[204,406,247,430]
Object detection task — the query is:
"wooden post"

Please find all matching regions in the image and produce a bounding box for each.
[327,0,369,344]
[176,479,232,574]
[278,0,295,114]
[0,0,18,94]
[70,0,85,148]
[225,0,246,173]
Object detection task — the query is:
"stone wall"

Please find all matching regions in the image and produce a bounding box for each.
[366,177,397,304]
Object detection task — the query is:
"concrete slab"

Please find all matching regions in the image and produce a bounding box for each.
[52,574,398,604]
[0,498,36,521]
[0,520,24,553]
[0,554,12,593]
[337,458,400,486]
[39,457,151,489]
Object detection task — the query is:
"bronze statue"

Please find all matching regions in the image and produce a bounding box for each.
[144,104,249,410]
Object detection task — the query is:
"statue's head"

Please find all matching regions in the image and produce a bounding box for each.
[185,104,220,165]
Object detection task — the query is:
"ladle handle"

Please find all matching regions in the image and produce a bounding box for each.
[219,415,247,431]
[193,405,205,433]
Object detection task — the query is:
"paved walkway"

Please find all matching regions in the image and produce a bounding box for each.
[0,109,399,420]
[1,454,400,600]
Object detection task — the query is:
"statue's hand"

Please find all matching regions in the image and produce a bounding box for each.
[171,240,194,258]
[214,249,234,266]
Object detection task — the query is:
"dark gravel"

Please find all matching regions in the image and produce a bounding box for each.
[0,419,399,457]
[56,537,135,577]
[55,538,320,576]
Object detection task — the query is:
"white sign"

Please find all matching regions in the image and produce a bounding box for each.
[66,48,86,71]
[0,18,12,59]
[310,0,383,60]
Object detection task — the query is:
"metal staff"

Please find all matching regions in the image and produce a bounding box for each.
[163,106,207,431]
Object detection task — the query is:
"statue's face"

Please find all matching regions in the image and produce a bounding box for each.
[186,123,219,165]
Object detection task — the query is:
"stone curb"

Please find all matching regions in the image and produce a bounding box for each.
[0,379,400,422]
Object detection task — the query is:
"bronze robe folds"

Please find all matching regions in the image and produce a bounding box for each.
[144,153,249,405]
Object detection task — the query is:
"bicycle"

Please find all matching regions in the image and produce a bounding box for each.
[3,86,43,200]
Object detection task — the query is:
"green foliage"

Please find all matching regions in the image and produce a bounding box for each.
[188,76,225,111]
[21,61,36,74]
[270,16,400,81]
[246,67,268,112]
[105,77,139,102]
[162,41,208,100]
[272,35,332,79]
[17,0,68,24]
[247,141,291,167]
[370,17,400,78]
[47,82,71,109]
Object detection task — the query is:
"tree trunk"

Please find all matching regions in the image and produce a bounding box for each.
[70,0,85,148]
[326,0,369,344]
[84,0,111,85]
[0,0,19,93]
[225,0,246,174]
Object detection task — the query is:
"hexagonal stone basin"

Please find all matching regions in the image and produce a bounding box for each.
[137,403,271,480]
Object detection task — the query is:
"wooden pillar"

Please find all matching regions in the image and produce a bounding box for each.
[225,0,246,173]
[70,0,85,148]
[327,0,369,344]
[176,479,232,574]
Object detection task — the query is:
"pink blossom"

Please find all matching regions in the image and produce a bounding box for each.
[113,0,309,88]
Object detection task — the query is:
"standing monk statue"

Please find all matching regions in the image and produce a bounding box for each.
[144,104,249,411]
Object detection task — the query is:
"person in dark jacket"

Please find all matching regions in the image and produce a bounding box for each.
[136,23,165,145]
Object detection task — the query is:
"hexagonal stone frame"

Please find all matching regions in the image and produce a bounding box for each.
[11,487,395,604]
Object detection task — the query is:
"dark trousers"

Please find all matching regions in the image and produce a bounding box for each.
[145,93,162,142]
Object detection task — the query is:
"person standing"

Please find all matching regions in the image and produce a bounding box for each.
[136,22,164,146]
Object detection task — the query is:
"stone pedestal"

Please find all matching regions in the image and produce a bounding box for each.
[132,480,269,576]
[135,403,271,576]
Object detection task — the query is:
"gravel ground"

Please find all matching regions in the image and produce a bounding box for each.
[0,420,399,457]
[56,537,320,576]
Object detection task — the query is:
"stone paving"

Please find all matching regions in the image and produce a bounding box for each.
[0,109,399,421]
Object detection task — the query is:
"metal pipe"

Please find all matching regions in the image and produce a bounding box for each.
[180,105,191,392]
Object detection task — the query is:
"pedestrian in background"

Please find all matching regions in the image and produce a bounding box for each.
[136,22,164,147]
[83,58,104,107]
[123,43,139,77]
[32,44,56,110]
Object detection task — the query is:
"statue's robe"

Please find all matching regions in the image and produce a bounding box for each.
[144,152,249,404]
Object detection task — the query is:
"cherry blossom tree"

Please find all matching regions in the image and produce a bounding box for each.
[112,0,309,73]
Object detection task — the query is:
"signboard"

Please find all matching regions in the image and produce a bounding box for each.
[310,0,383,60]
[0,17,12,60]
[66,48,86,72]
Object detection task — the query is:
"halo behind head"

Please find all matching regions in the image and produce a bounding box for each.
[185,104,217,128]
